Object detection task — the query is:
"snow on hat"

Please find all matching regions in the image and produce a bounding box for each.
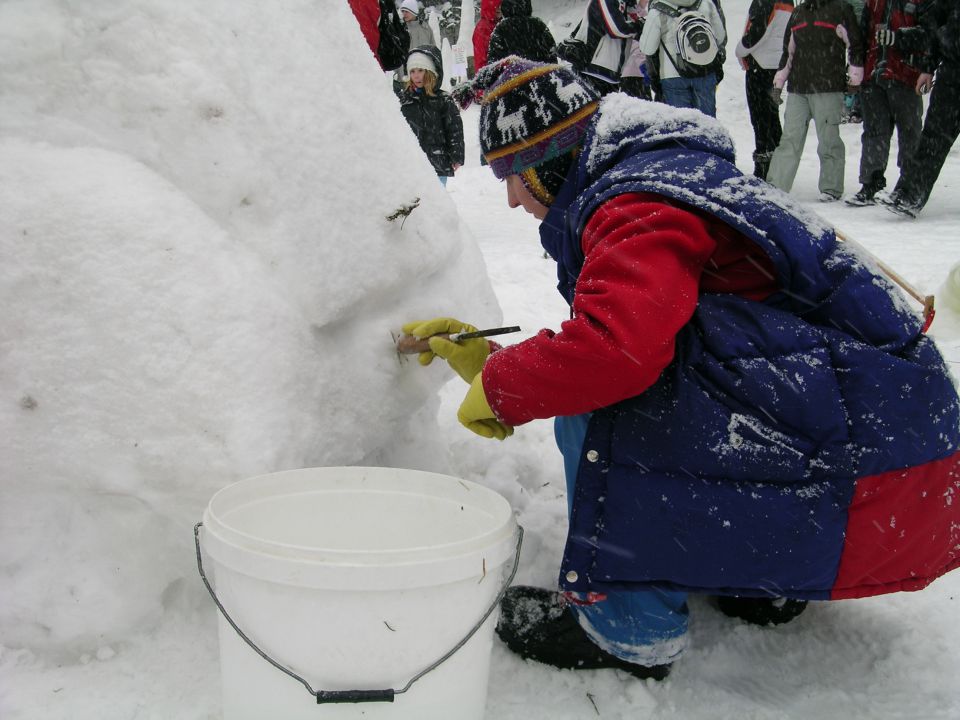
[406,50,437,75]
[399,0,420,15]
[454,56,599,181]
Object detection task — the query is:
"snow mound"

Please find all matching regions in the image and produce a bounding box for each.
[0,0,499,655]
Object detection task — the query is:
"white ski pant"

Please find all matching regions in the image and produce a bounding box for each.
[767,91,845,198]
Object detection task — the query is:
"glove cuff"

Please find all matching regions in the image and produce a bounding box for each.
[466,372,495,418]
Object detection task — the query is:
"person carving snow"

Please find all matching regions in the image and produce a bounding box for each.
[404,57,960,679]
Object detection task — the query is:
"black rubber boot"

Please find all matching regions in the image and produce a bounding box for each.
[715,595,809,626]
[496,586,672,680]
[845,174,886,206]
[881,188,922,218]
[752,151,773,180]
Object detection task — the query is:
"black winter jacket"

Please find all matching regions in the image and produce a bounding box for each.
[487,0,557,65]
[777,0,864,93]
[892,0,959,68]
[400,46,465,177]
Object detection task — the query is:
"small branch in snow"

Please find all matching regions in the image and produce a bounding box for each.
[385,197,421,228]
[586,692,600,715]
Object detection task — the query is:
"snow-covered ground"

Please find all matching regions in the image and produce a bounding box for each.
[2,0,959,718]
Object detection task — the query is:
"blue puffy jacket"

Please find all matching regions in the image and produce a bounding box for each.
[544,96,960,601]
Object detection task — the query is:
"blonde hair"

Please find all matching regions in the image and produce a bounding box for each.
[406,69,437,96]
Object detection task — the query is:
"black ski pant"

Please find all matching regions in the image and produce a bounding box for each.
[894,62,960,209]
[858,80,923,187]
[745,65,781,178]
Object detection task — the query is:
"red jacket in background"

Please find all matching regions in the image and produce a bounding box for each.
[349,0,381,61]
[863,0,927,85]
[473,0,503,70]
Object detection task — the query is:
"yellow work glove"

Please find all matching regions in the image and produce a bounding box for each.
[458,373,513,440]
[401,317,492,384]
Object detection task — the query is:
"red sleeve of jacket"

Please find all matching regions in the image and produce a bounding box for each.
[348,0,381,58]
[482,194,718,426]
[473,0,503,69]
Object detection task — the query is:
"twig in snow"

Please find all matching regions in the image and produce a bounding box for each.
[586,692,600,715]
[385,197,420,228]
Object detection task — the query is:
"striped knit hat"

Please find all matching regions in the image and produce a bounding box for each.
[456,56,599,201]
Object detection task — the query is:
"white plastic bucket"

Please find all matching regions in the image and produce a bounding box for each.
[198,466,518,720]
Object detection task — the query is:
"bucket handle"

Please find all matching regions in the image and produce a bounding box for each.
[194,521,523,705]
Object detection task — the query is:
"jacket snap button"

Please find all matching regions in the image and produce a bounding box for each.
[586,450,599,463]
[566,571,579,583]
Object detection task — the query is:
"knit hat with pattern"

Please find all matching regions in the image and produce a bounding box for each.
[455,56,599,198]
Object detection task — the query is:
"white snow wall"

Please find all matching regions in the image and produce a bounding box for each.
[0,0,500,655]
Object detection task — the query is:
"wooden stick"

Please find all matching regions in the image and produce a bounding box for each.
[396,333,453,355]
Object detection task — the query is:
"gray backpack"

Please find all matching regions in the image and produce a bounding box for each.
[650,0,720,78]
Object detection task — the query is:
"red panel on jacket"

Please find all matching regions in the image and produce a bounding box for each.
[832,450,960,599]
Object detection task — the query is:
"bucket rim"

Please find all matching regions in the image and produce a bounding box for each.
[201,466,517,584]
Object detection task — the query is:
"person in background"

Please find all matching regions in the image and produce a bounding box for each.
[708,0,729,85]
[619,0,655,101]
[882,0,960,217]
[735,0,794,179]
[348,0,383,63]
[487,0,557,65]
[556,0,643,96]
[407,57,960,680]
[841,0,867,123]
[620,38,655,100]
[638,0,727,116]
[846,0,932,205]
[766,0,864,201]
[398,46,464,186]
[473,0,504,73]
[393,0,437,96]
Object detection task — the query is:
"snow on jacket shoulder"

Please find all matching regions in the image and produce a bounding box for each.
[736,0,794,70]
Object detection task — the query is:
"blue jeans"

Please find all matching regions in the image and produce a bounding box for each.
[661,74,718,117]
[555,414,689,666]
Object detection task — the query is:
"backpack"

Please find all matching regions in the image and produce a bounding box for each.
[377,0,410,71]
[556,36,593,73]
[650,0,720,78]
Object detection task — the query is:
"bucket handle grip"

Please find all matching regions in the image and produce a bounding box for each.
[194,521,523,705]
[315,689,395,704]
